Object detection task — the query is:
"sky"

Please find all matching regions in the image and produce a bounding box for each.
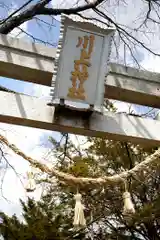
[0,0,61,217]
[0,0,159,219]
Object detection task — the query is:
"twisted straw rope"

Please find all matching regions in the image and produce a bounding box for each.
[0,134,160,187]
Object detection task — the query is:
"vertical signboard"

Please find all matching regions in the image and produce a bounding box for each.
[51,15,115,108]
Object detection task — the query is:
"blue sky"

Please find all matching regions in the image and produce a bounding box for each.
[0,0,60,95]
[0,0,63,144]
[0,0,159,218]
[0,0,62,218]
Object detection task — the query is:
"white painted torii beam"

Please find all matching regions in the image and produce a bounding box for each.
[1,91,160,145]
[0,34,160,108]
[0,33,160,145]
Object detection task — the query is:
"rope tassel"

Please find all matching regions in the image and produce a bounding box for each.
[25,171,36,192]
[73,193,86,227]
[122,191,135,215]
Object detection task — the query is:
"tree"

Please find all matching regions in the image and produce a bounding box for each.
[0,183,86,239]
[0,0,160,66]
[0,1,160,239]
[0,135,160,239]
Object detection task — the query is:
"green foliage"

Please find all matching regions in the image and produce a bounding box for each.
[0,188,76,240]
[0,134,160,239]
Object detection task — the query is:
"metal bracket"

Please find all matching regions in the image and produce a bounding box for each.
[48,99,96,129]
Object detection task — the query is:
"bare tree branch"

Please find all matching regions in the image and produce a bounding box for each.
[0,145,25,202]
[18,26,57,46]
[0,0,34,25]
[94,7,160,57]
[0,0,105,34]
[0,0,159,66]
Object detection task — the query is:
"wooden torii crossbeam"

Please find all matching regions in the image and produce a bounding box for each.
[0,33,160,144]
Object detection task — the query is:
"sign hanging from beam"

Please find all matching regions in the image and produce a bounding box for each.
[0,34,160,108]
[51,15,115,108]
[0,91,160,145]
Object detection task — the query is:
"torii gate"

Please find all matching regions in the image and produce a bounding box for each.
[0,15,160,146]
